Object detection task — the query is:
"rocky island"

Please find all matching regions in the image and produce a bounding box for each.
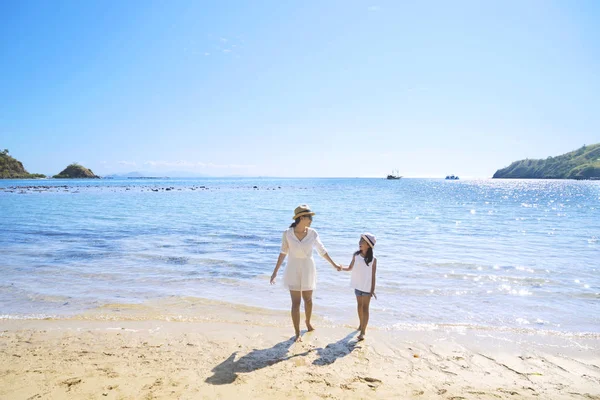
[53,163,100,179]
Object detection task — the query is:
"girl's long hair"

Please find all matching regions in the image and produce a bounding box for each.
[355,247,374,266]
[289,217,301,228]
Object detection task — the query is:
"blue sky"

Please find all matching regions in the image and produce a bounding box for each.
[1,0,599,177]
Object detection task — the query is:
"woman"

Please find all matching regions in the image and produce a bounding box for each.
[270,205,341,342]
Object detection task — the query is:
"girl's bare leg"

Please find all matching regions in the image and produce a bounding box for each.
[358,296,372,340]
[356,296,364,334]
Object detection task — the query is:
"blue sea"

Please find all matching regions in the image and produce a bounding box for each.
[1,178,599,334]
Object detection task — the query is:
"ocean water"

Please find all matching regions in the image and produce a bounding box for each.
[1,178,599,334]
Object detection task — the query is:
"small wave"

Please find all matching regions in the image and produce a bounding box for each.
[165,256,189,265]
[183,238,212,246]
[130,253,238,268]
[389,322,600,339]
[26,293,72,303]
[54,250,116,261]
[0,314,61,320]
[425,262,488,270]
[219,233,268,243]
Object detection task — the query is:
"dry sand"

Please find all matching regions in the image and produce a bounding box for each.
[1,298,599,399]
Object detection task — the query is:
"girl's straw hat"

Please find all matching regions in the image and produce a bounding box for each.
[293,205,315,220]
[361,233,376,248]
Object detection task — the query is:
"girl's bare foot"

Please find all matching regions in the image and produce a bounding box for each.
[357,334,365,341]
[306,321,315,331]
[295,335,303,342]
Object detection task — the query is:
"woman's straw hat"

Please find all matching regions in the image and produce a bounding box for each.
[361,233,376,248]
[292,205,315,220]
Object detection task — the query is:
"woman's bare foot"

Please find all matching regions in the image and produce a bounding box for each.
[357,334,365,341]
[306,321,315,331]
[295,335,303,342]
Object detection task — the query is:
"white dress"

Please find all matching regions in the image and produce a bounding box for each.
[280,227,327,291]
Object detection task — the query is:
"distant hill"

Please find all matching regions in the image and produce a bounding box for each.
[104,171,148,178]
[493,144,600,180]
[0,149,46,179]
[53,163,100,179]
[103,170,209,178]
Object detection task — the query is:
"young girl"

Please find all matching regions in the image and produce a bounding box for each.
[342,233,377,341]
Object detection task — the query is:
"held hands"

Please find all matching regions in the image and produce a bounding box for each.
[335,263,343,271]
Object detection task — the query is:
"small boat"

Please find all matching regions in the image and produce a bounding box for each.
[445,175,459,180]
[387,170,402,180]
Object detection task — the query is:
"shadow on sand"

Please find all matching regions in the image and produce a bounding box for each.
[312,331,361,366]
[205,337,312,385]
[206,331,361,385]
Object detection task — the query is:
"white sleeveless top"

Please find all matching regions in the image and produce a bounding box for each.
[350,254,375,293]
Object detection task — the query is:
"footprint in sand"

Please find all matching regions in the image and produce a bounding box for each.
[60,377,82,391]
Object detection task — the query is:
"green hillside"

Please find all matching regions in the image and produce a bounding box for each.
[493,144,600,179]
[0,149,46,179]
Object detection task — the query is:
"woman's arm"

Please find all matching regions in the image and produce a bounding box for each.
[270,253,287,284]
[370,258,377,299]
[314,230,341,270]
[342,255,356,271]
[322,253,342,271]
[271,231,289,284]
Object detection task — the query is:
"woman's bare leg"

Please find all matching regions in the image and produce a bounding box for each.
[302,290,314,331]
[290,290,302,341]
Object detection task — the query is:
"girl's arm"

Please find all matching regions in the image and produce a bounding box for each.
[270,253,287,284]
[370,258,377,299]
[342,255,356,271]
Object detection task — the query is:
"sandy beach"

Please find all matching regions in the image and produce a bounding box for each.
[1,298,599,400]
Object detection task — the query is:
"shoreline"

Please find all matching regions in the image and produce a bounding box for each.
[2,296,599,338]
[1,300,599,399]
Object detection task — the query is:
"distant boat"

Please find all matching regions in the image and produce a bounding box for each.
[445,175,459,180]
[387,170,402,180]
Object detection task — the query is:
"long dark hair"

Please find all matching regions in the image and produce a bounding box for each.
[355,247,374,266]
[289,218,301,228]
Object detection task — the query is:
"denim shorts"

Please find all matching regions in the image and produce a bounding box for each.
[354,289,371,297]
